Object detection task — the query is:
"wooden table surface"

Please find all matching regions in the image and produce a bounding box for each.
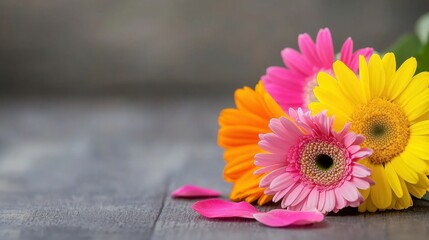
[0,98,428,240]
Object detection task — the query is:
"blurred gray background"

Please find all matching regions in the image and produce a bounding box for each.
[1,0,429,98]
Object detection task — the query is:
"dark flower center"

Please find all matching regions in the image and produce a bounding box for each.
[315,154,334,170]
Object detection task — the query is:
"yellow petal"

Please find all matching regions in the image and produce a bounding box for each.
[359,55,371,103]
[384,162,403,198]
[308,102,349,131]
[388,57,417,100]
[400,149,429,174]
[406,183,427,198]
[410,120,429,136]
[370,164,392,209]
[333,61,366,105]
[358,199,368,212]
[395,72,429,108]
[414,172,429,189]
[388,194,397,209]
[315,72,355,115]
[313,87,353,118]
[382,52,396,95]
[394,178,413,210]
[366,195,378,212]
[359,188,370,199]
[368,54,385,99]
[391,156,419,184]
[403,89,429,123]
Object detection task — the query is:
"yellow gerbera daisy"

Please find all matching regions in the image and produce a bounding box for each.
[310,53,429,212]
[218,81,285,205]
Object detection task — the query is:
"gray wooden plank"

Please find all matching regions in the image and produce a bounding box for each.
[0,98,229,240]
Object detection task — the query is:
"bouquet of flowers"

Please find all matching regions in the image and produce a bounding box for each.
[173,14,429,227]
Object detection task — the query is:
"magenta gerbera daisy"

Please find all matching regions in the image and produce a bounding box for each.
[255,109,374,213]
[262,28,373,111]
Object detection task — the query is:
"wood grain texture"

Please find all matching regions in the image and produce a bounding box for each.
[0,98,428,240]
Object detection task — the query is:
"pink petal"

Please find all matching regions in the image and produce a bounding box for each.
[343,132,357,147]
[282,184,304,207]
[352,135,365,145]
[352,163,372,178]
[351,176,374,190]
[253,209,324,227]
[172,185,221,198]
[316,28,335,69]
[302,188,319,210]
[338,181,359,202]
[352,148,373,159]
[270,173,294,191]
[317,190,326,211]
[334,189,347,210]
[347,145,361,154]
[298,33,321,67]
[350,47,373,72]
[335,122,351,141]
[322,190,336,213]
[192,199,259,219]
[339,37,354,67]
[262,69,306,111]
[281,48,313,75]
[259,167,288,188]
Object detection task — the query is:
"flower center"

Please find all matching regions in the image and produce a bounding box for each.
[304,76,319,106]
[351,98,409,165]
[315,154,334,170]
[299,139,347,187]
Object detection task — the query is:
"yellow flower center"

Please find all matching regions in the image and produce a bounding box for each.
[351,98,409,165]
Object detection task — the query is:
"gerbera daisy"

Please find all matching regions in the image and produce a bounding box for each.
[255,109,373,213]
[310,53,429,212]
[218,81,285,205]
[262,28,373,111]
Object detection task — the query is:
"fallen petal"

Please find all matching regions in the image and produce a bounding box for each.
[253,209,324,227]
[192,199,260,219]
[172,185,221,198]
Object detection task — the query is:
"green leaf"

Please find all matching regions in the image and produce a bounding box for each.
[416,12,429,45]
[386,34,421,67]
[415,40,429,73]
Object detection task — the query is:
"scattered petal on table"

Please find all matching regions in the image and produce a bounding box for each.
[192,199,260,219]
[172,185,221,198]
[253,209,324,227]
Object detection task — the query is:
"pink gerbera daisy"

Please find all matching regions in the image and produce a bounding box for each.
[255,108,374,213]
[262,28,373,110]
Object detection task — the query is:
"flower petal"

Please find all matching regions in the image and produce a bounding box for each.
[192,199,259,219]
[253,209,324,227]
[172,185,221,198]
[316,28,335,69]
[339,37,353,67]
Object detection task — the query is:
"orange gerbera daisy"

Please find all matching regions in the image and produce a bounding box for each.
[218,81,286,205]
